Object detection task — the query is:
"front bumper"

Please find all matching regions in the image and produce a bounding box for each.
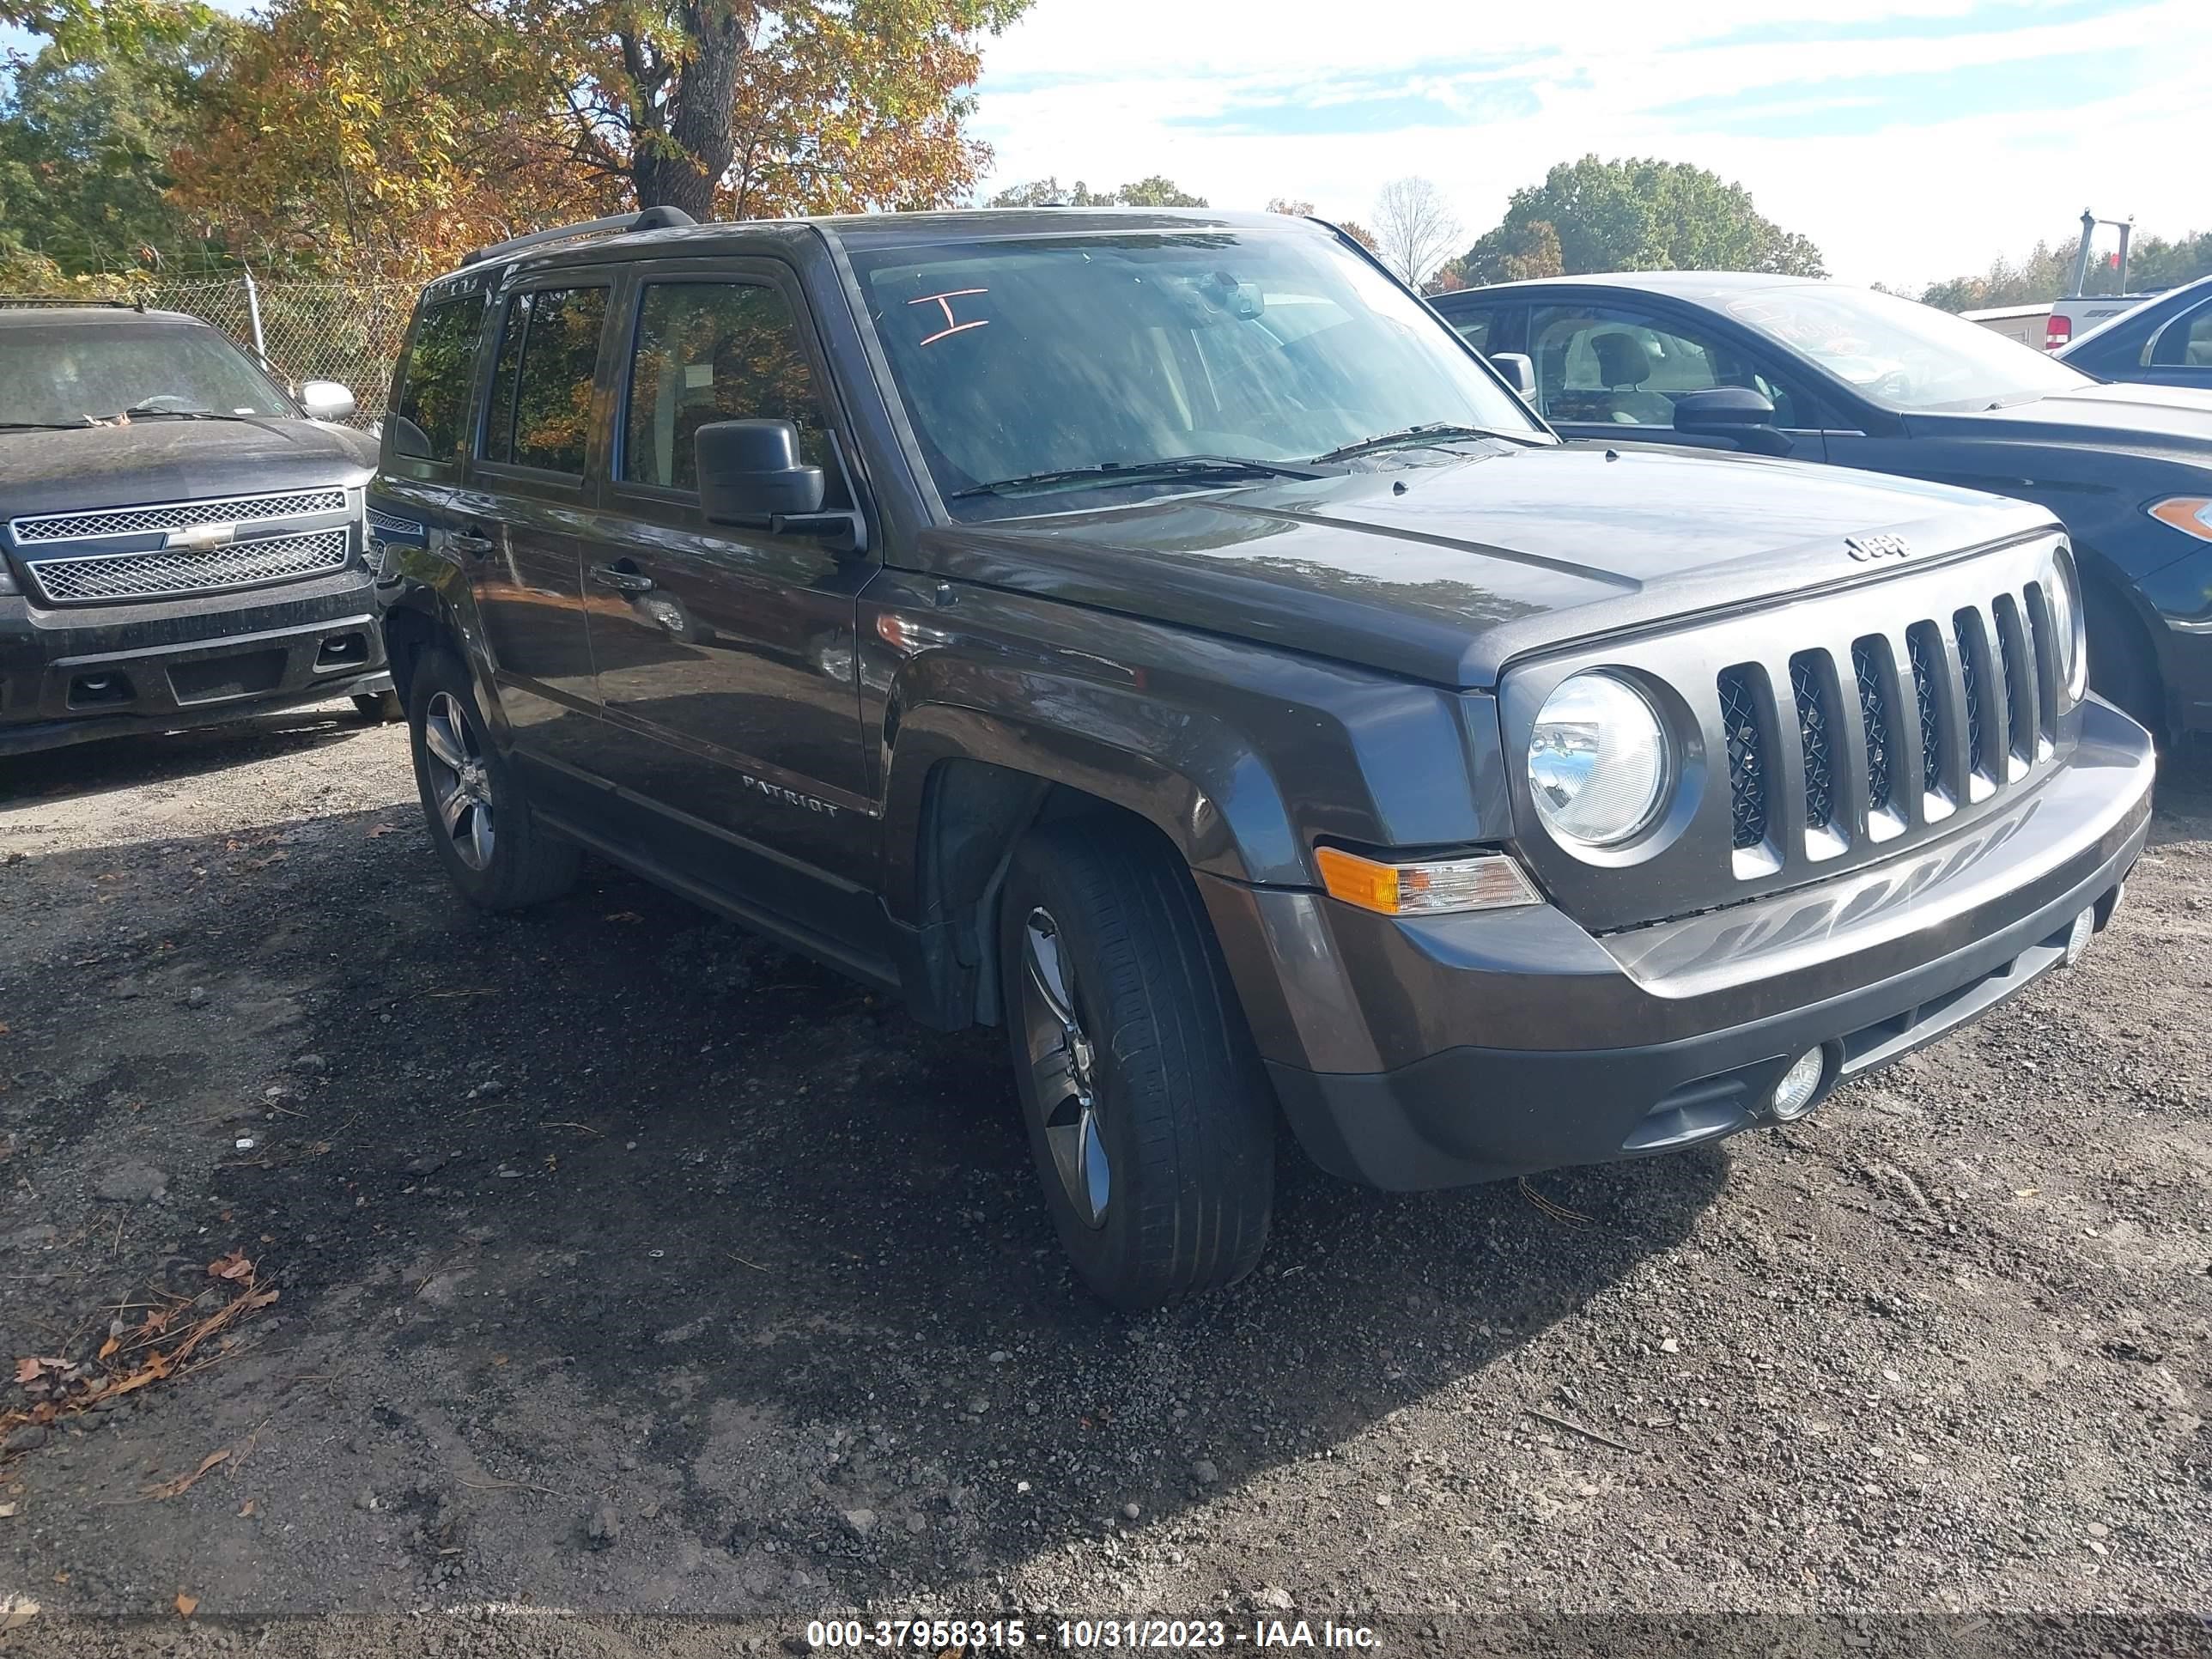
[1205,696,2155,1190]
[0,568,387,757]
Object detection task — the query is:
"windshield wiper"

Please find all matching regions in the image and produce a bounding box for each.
[0,421,88,431]
[1311,422,1528,463]
[946,455,1322,501]
[88,402,257,424]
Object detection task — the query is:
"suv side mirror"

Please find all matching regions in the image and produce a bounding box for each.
[300,380,356,422]
[1674,386,1792,455]
[1489,351,1537,400]
[696,419,866,554]
[697,419,825,524]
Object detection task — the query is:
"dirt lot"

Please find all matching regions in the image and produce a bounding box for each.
[1,703,2209,1656]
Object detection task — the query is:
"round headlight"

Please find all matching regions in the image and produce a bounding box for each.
[1527,672,1670,847]
[2046,550,2087,702]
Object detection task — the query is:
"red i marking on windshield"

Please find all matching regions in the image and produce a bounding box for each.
[909,288,989,346]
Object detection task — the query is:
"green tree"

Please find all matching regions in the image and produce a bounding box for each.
[1919,228,2212,313]
[0,9,234,276]
[1461,155,1825,283]
[987,174,1206,209]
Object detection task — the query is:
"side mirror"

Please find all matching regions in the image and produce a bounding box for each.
[1488,351,1537,400]
[696,419,867,554]
[1674,386,1792,456]
[299,380,356,422]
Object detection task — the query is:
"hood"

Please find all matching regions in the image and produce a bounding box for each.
[912,443,2055,688]
[1910,380,2212,455]
[0,418,375,526]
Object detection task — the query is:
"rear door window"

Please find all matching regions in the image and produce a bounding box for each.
[1529,304,1807,428]
[2151,297,2212,368]
[480,286,609,476]
[389,295,484,465]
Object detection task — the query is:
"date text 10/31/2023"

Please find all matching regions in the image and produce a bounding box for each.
[800,1617,1385,1650]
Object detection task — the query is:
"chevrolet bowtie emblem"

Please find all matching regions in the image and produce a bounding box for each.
[167,522,238,551]
[1844,532,1912,562]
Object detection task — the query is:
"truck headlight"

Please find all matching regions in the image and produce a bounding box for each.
[2045,547,2087,704]
[1528,672,1670,847]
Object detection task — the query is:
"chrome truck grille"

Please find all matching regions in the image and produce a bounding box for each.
[7,488,356,606]
[1498,534,2081,936]
[23,529,350,605]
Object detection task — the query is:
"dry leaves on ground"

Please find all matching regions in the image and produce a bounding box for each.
[173,1591,198,1619]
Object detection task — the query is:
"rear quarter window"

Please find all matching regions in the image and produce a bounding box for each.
[389,294,486,466]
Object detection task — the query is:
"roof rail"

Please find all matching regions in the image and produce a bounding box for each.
[459,205,697,268]
[0,295,147,311]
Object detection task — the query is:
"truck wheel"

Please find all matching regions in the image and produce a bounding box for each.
[999,817,1274,1310]
[407,649,580,911]
[353,689,404,723]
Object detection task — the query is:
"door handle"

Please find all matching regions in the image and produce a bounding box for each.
[448,530,494,558]
[589,563,656,595]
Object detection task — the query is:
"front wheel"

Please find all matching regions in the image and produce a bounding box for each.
[999,817,1275,1310]
[406,649,580,911]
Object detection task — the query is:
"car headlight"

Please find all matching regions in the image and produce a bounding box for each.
[2148,497,2212,543]
[2045,547,2087,703]
[1527,672,1671,847]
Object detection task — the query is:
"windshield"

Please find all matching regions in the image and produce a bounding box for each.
[1725,284,2098,412]
[848,228,1548,516]
[0,321,295,427]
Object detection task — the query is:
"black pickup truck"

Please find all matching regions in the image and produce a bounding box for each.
[0,302,392,760]
[372,208,2154,1309]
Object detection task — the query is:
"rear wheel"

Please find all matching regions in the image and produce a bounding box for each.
[407,649,580,910]
[999,817,1274,1310]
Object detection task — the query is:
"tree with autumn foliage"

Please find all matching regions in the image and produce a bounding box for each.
[161,0,1028,276]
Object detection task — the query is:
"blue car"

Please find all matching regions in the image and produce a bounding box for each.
[2057,272,2212,392]
[1433,273,2212,739]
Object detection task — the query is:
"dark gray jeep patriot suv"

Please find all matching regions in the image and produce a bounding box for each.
[1,301,392,761]
[371,207,2154,1309]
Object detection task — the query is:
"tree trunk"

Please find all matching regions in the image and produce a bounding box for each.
[629,1,742,218]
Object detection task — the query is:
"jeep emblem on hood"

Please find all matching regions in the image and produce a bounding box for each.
[1844,532,1912,562]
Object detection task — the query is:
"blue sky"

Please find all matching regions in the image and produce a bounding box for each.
[966,0,2209,289]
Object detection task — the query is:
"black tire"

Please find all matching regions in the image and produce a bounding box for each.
[407,648,580,911]
[2087,584,2162,737]
[998,816,1274,1310]
[353,688,404,723]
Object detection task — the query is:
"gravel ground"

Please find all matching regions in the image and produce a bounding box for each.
[0,705,2208,1656]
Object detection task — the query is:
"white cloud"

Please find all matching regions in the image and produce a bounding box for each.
[969,0,2212,292]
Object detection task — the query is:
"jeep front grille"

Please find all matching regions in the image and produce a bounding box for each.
[23,529,351,605]
[1715,578,2058,877]
[10,489,349,545]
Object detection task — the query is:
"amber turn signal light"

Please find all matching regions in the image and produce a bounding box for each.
[1314,845,1540,917]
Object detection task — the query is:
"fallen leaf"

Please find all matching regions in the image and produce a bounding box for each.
[238,1498,255,1517]
[0,1023,9,1036]
[0,1593,37,1631]
[0,1502,16,1517]
[141,1308,172,1335]
[13,1358,41,1386]
[149,1449,230,1501]
[207,1251,254,1281]
[97,1335,119,1362]
[174,1591,198,1619]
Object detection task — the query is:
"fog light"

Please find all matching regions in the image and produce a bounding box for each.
[1770,1049,1826,1121]
[2063,906,2095,968]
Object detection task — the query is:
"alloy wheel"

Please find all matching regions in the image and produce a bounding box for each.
[422,690,496,871]
[1019,907,1110,1229]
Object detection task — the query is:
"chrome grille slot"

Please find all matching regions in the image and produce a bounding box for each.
[1906,623,1945,798]
[2022,581,2058,746]
[1851,637,1899,829]
[1717,666,1768,852]
[1790,651,1838,840]
[1991,592,2038,775]
[11,489,348,544]
[1954,605,2000,795]
[25,529,350,605]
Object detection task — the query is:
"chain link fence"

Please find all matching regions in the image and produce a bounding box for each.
[143,275,419,430]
